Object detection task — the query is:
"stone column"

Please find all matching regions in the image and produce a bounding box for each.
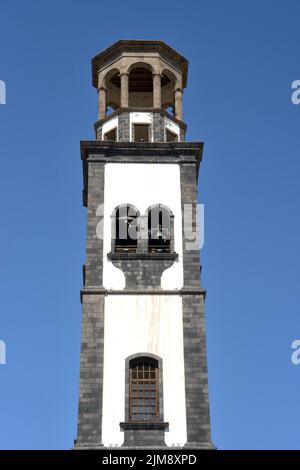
[174,88,183,121]
[137,215,148,253]
[120,73,129,107]
[98,87,106,120]
[153,73,161,108]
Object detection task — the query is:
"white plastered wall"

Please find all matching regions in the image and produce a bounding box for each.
[102,163,184,290]
[102,115,118,139]
[164,117,180,140]
[101,162,187,446]
[129,112,153,142]
[102,295,187,447]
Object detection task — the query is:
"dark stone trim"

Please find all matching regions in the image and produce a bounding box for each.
[121,429,166,448]
[75,159,106,448]
[84,162,105,285]
[107,253,178,261]
[75,294,105,448]
[181,295,213,446]
[88,155,197,163]
[80,287,206,301]
[109,258,175,289]
[152,112,165,142]
[179,162,213,447]
[74,443,215,450]
[82,264,86,286]
[120,422,169,430]
[180,163,201,287]
[94,107,187,130]
[82,189,87,206]
[81,287,106,295]
[81,140,202,160]
[118,112,130,141]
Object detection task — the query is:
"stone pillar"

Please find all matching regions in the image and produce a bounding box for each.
[174,88,183,121]
[98,87,106,120]
[137,215,148,253]
[153,73,161,108]
[152,113,164,142]
[120,73,129,107]
[118,112,130,141]
[180,163,213,448]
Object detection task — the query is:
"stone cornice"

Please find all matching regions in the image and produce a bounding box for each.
[107,252,178,261]
[80,287,206,302]
[80,140,203,161]
[119,421,169,431]
[92,40,188,88]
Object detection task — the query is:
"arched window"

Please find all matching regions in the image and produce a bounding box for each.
[147,205,173,253]
[112,204,139,253]
[129,357,159,422]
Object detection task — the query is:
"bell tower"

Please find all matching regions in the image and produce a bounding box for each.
[75,40,213,449]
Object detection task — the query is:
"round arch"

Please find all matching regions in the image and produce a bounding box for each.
[145,203,174,217]
[111,204,140,254]
[127,61,154,75]
[145,204,174,254]
[102,67,121,89]
[111,203,140,218]
[160,68,179,89]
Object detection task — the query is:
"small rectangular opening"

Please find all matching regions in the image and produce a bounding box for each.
[166,129,178,142]
[104,127,117,141]
[133,124,150,142]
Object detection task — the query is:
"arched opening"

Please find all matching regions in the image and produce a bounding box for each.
[147,204,173,253]
[162,102,174,115]
[128,65,153,107]
[161,69,177,117]
[106,101,119,116]
[111,204,139,253]
[129,356,159,422]
[104,69,121,111]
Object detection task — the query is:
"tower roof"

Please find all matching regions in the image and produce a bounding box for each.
[92,40,189,88]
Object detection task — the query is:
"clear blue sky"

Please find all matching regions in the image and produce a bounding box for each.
[0,0,299,450]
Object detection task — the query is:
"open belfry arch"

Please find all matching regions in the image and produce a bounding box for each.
[74,40,214,449]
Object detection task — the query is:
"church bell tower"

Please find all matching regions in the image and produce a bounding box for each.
[75,40,213,449]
